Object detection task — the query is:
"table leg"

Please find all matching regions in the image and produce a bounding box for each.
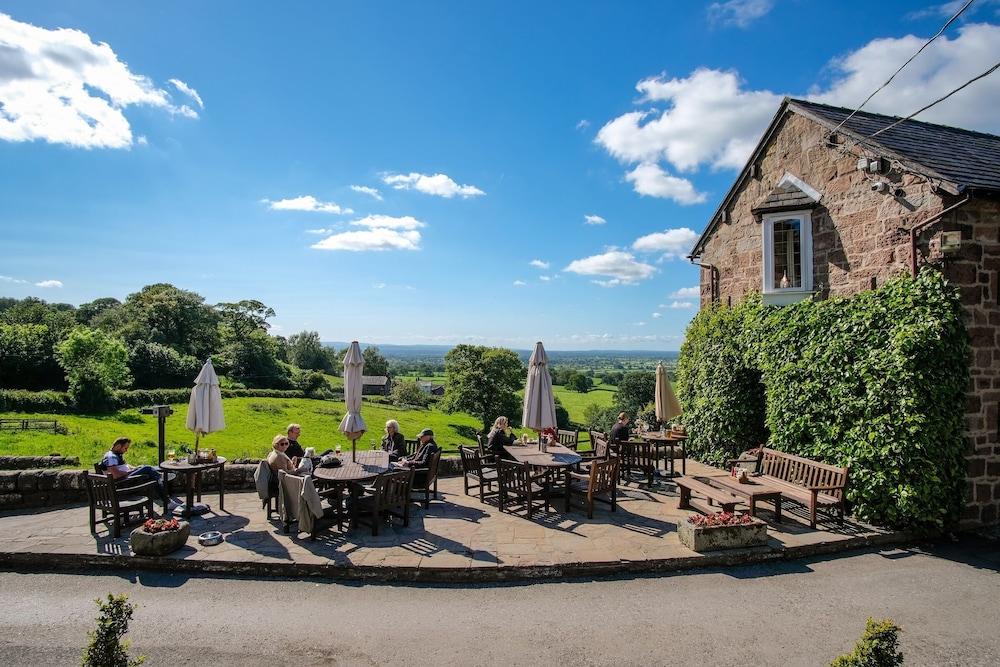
[185,473,195,518]
[669,443,676,477]
[564,468,571,513]
[218,464,225,511]
[774,496,781,523]
[749,497,757,517]
[679,485,690,509]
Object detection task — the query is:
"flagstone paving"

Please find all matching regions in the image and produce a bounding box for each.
[0,460,899,579]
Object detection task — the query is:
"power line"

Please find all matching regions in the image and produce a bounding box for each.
[829,0,976,135]
[870,60,1000,137]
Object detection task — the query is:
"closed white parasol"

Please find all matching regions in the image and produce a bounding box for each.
[339,341,367,461]
[186,359,226,443]
[522,341,557,432]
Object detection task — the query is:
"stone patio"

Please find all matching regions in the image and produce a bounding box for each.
[0,460,910,581]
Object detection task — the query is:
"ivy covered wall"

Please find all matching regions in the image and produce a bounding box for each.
[676,270,969,528]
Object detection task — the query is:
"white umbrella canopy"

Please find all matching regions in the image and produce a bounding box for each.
[655,362,682,423]
[522,341,557,431]
[338,341,367,437]
[186,359,226,441]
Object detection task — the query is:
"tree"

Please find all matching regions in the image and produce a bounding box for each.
[362,346,389,378]
[216,299,275,340]
[76,297,122,325]
[55,327,131,410]
[0,323,66,389]
[215,329,292,388]
[390,379,431,408]
[554,395,571,429]
[127,341,201,389]
[565,372,593,393]
[287,331,334,372]
[442,344,524,431]
[81,593,145,667]
[614,371,656,416]
[117,283,220,359]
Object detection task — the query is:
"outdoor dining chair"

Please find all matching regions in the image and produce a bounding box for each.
[459,446,498,503]
[350,468,414,536]
[497,459,548,519]
[577,436,611,474]
[84,472,157,538]
[410,449,442,508]
[557,429,580,450]
[403,438,420,457]
[618,441,656,487]
[569,456,619,519]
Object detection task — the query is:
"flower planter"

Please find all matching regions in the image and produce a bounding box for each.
[678,517,767,552]
[129,521,191,557]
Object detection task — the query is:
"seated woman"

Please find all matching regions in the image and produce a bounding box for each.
[486,416,517,459]
[267,434,300,474]
[381,419,407,461]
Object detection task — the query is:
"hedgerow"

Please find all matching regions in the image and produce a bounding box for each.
[677,270,969,528]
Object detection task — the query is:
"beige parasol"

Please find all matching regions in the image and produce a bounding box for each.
[522,341,557,432]
[655,362,682,423]
[338,341,367,462]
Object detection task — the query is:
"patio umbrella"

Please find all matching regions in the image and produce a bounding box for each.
[522,341,557,434]
[654,362,682,424]
[339,341,367,462]
[186,358,226,448]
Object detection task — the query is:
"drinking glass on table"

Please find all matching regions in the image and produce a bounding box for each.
[335,443,342,455]
[166,449,176,461]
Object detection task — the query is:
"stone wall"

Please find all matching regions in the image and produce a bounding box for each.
[0,458,465,511]
[0,455,80,470]
[696,109,1000,526]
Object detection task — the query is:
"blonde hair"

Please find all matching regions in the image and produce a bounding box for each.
[492,416,508,431]
[272,434,289,449]
[385,419,400,432]
[617,412,628,422]
[287,423,301,434]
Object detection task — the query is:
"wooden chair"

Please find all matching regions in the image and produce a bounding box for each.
[403,439,420,457]
[578,436,610,473]
[569,457,619,519]
[557,429,580,450]
[459,446,498,503]
[497,459,548,518]
[85,472,156,538]
[618,441,656,486]
[410,449,442,508]
[350,469,414,536]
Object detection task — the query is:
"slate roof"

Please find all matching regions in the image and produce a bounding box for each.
[752,181,819,214]
[361,375,389,386]
[789,99,1000,194]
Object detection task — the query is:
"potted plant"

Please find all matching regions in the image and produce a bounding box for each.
[129,517,191,557]
[678,511,768,552]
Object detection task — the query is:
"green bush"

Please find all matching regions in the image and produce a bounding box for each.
[0,388,314,413]
[613,371,656,417]
[831,618,903,667]
[127,341,201,389]
[0,389,73,412]
[81,593,145,666]
[390,380,431,408]
[583,403,620,434]
[55,327,132,412]
[677,270,968,528]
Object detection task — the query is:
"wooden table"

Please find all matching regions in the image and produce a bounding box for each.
[312,451,391,529]
[705,474,782,522]
[638,431,687,477]
[503,443,582,512]
[160,457,226,518]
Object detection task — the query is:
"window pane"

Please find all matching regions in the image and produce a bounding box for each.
[772,219,801,289]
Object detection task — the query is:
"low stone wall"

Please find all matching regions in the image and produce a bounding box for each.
[0,457,465,511]
[0,455,80,470]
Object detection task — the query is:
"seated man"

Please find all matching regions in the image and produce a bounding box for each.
[398,428,440,487]
[609,412,631,444]
[99,437,173,512]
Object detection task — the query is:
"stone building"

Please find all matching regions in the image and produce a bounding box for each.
[689,98,1000,525]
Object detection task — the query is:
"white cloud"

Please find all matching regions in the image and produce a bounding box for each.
[513,280,527,287]
[652,312,662,319]
[632,227,700,259]
[529,259,550,269]
[708,0,775,28]
[625,163,707,204]
[350,185,383,201]
[670,286,701,298]
[670,301,695,309]
[584,214,607,225]
[564,250,657,285]
[136,135,148,146]
[264,195,353,215]
[539,275,551,282]
[0,275,27,284]
[34,279,62,288]
[168,78,204,109]
[0,13,198,148]
[311,228,421,252]
[906,1,1000,20]
[349,214,425,230]
[576,119,590,130]
[372,282,386,289]
[305,228,334,235]
[382,172,485,198]
[633,321,647,327]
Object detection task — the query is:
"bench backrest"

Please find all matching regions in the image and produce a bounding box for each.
[760,448,848,498]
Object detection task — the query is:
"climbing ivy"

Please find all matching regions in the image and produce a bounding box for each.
[677,270,969,528]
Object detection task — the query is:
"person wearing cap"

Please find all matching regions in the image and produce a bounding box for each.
[400,428,439,468]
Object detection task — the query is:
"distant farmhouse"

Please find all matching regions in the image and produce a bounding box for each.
[690,98,1000,525]
[361,375,391,396]
[417,380,445,396]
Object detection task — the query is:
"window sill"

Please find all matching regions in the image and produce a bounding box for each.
[762,290,814,306]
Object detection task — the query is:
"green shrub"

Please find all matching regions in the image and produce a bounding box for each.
[0,388,314,414]
[0,389,73,412]
[81,593,145,667]
[55,327,132,411]
[390,380,432,408]
[831,618,903,667]
[677,270,968,528]
[613,371,656,417]
[583,403,620,434]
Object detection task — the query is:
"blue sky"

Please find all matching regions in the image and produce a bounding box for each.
[2,1,999,350]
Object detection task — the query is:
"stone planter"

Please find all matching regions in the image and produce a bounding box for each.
[678,517,767,552]
[129,521,191,557]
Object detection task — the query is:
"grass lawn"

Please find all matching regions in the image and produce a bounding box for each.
[0,396,492,466]
[552,380,616,426]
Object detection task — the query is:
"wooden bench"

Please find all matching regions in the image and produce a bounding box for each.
[676,476,742,516]
[753,448,849,528]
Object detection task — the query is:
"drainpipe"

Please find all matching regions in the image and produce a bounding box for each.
[691,260,720,304]
[909,196,971,277]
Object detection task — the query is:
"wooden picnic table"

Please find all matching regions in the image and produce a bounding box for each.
[312,451,391,530]
[637,431,688,476]
[160,457,226,518]
[705,474,782,522]
[504,443,582,512]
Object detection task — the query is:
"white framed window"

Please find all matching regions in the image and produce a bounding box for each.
[761,210,812,304]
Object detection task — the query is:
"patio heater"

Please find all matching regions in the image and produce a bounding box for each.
[139,405,174,463]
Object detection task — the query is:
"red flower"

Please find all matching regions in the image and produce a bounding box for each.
[687,512,754,527]
[143,518,180,533]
